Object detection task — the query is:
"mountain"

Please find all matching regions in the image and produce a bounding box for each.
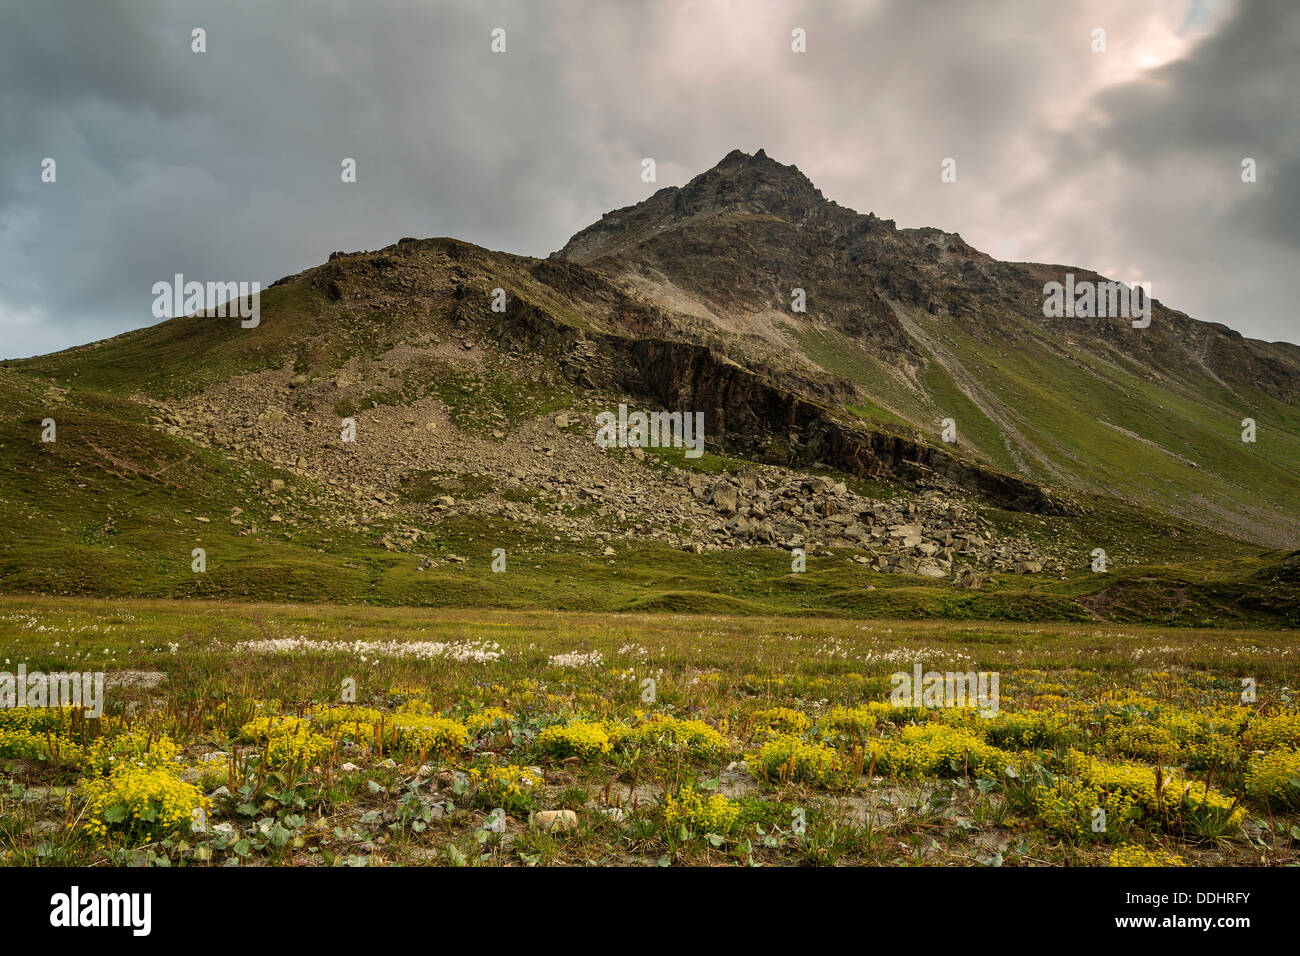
[556,148,1300,546]
[1,149,1296,625]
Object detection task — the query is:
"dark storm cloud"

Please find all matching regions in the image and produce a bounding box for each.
[1028,0,1300,341]
[0,0,1295,358]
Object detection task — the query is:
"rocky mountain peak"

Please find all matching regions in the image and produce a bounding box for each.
[674,147,827,220]
[555,148,830,263]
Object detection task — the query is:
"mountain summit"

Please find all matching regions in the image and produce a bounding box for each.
[558,148,830,262]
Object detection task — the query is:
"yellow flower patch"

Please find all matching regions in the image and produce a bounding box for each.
[616,715,730,759]
[1104,722,1181,762]
[816,705,878,736]
[466,707,513,733]
[976,710,1079,749]
[82,766,208,847]
[753,707,810,734]
[312,706,386,736]
[79,731,180,777]
[749,734,843,787]
[0,725,75,761]
[1066,752,1244,831]
[386,712,468,757]
[239,715,310,740]
[240,715,334,769]
[659,787,741,834]
[1242,711,1300,752]
[1245,748,1300,809]
[1033,778,1137,839]
[873,724,1010,779]
[1109,844,1185,867]
[536,719,612,759]
[469,763,543,809]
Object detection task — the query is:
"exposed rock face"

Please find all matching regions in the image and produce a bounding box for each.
[617,336,1067,514]
[494,302,1068,514]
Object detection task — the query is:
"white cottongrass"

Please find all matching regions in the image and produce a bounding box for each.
[235,636,503,663]
[548,649,603,668]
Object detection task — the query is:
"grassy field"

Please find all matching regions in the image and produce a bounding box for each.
[1,595,1296,867]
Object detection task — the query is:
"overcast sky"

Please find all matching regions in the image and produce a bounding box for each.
[1,0,1296,358]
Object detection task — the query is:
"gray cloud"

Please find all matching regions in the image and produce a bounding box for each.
[1,0,1295,358]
